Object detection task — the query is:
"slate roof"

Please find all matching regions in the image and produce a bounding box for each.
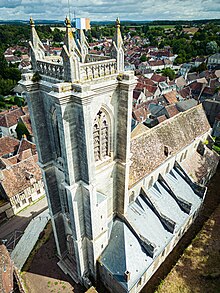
[187,72,199,82]
[100,164,205,289]
[176,99,198,112]
[129,104,210,187]
[100,219,152,291]
[147,180,188,230]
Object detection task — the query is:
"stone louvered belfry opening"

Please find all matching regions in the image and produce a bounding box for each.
[93,110,109,162]
[52,109,61,158]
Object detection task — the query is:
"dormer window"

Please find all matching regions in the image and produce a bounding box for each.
[164,146,169,157]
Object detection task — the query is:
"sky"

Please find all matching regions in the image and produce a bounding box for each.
[0,0,219,21]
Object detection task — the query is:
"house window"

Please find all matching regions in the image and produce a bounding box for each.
[22,199,26,205]
[37,189,41,194]
[184,150,188,160]
[28,197,32,204]
[93,110,110,162]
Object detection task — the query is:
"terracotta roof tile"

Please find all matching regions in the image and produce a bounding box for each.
[179,87,191,99]
[132,108,149,122]
[0,137,20,157]
[0,245,13,293]
[129,104,210,187]
[163,91,178,104]
[20,114,33,135]
[181,146,219,182]
[151,74,167,83]
[0,108,24,128]
[157,114,167,123]
[17,138,37,155]
[165,104,180,118]
[0,154,41,198]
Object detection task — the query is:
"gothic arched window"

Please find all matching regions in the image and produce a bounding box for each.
[52,109,61,158]
[93,110,110,162]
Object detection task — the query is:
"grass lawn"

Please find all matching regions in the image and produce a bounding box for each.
[155,204,220,293]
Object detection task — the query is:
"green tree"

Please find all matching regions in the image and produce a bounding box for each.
[206,41,219,54]
[161,68,176,80]
[140,54,147,62]
[53,28,63,43]
[15,121,29,140]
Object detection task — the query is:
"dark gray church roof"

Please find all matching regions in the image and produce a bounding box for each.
[100,164,205,290]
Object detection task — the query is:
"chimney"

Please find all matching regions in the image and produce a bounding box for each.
[124,270,131,282]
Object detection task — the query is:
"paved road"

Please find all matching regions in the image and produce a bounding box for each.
[0,197,48,243]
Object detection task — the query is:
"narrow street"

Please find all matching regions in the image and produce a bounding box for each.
[0,197,48,249]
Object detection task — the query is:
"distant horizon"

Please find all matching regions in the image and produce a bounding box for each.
[0,18,219,24]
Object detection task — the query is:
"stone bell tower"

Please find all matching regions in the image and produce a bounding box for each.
[20,17,137,287]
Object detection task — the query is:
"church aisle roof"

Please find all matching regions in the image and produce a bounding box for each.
[164,167,202,212]
[100,219,152,291]
[127,196,172,255]
[129,104,210,187]
[100,165,206,290]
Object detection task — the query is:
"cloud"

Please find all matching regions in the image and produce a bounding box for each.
[0,0,22,8]
[0,0,219,20]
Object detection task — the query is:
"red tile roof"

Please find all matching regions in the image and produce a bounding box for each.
[0,245,13,293]
[17,138,37,155]
[163,91,178,105]
[0,137,20,157]
[157,115,167,123]
[165,104,180,118]
[0,108,25,128]
[20,114,33,135]
[149,60,164,67]
[132,107,149,122]
[145,85,158,94]
[151,74,167,83]
[179,87,191,99]
[0,154,41,198]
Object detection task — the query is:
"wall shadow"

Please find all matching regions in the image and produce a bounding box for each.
[23,230,85,292]
[141,165,220,293]
[0,205,48,250]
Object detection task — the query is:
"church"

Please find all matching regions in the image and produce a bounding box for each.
[19,17,219,293]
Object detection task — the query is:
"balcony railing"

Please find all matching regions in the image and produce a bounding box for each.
[80,59,117,81]
[37,60,64,80]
